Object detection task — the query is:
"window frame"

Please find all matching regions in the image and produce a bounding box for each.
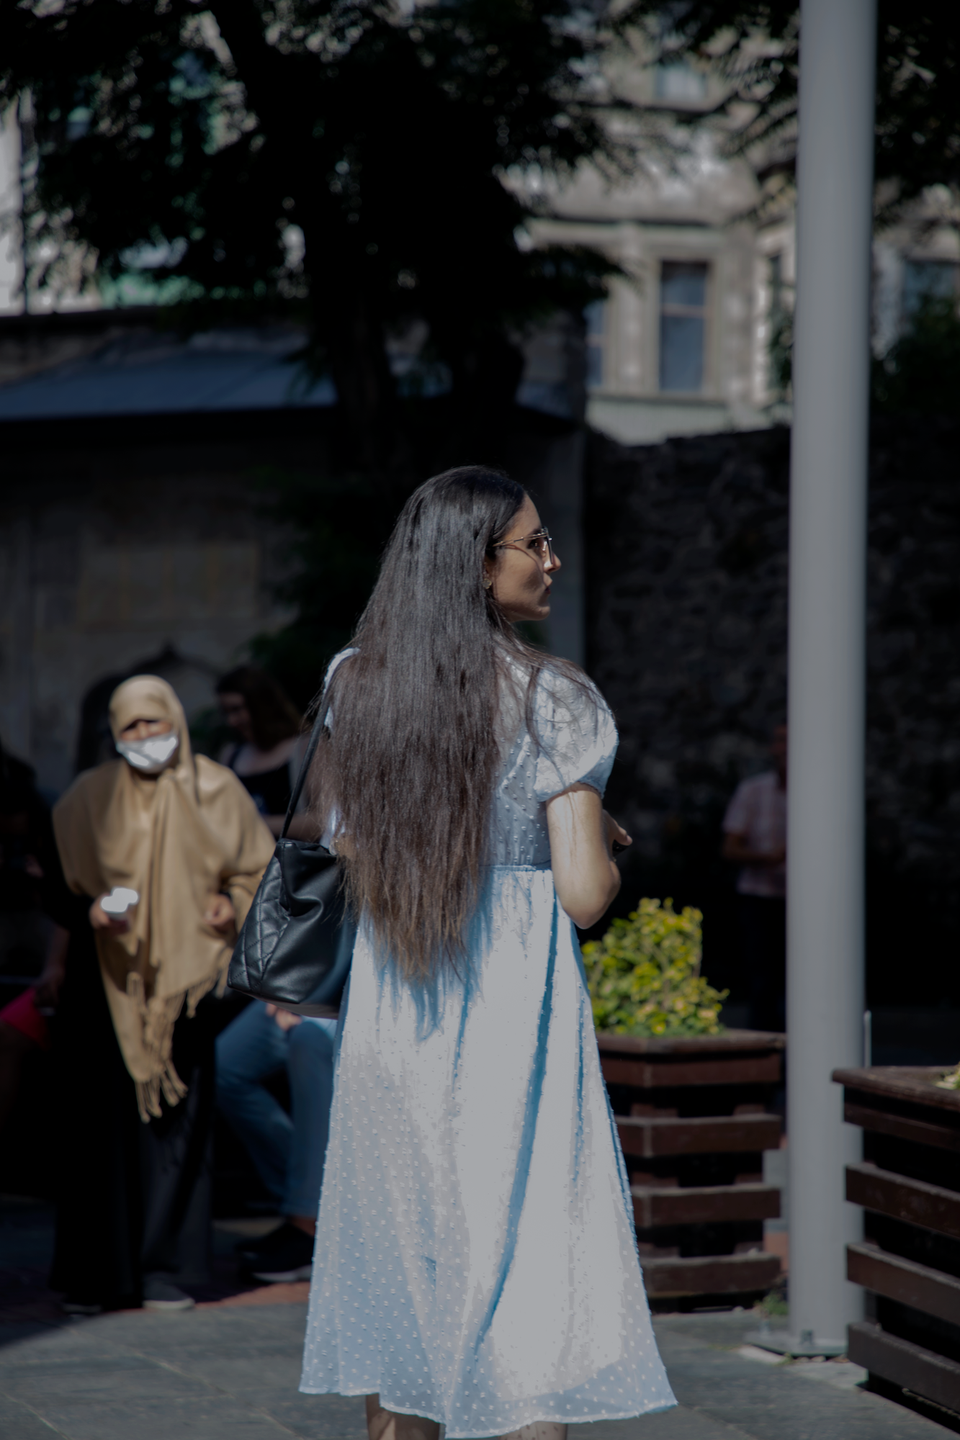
[656,257,712,396]
[584,298,607,391]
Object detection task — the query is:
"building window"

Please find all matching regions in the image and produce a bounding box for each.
[659,261,708,392]
[585,300,606,388]
[654,62,706,103]
[902,259,959,320]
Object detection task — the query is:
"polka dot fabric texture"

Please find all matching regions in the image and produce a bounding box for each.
[300,665,676,1435]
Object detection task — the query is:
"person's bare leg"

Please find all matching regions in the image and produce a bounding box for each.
[499,1425,568,1440]
[366,1395,440,1440]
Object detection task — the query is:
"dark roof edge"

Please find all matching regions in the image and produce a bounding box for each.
[0,305,162,336]
[0,403,337,455]
[0,305,300,337]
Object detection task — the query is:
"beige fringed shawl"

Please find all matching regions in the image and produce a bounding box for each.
[53,676,275,1122]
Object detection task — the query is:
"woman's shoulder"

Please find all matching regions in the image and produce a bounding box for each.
[194,752,272,817]
[195,752,244,783]
[192,757,275,855]
[528,663,618,800]
[193,752,254,800]
[533,662,611,727]
[53,760,123,813]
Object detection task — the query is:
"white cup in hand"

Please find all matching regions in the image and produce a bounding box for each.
[102,887,139,916]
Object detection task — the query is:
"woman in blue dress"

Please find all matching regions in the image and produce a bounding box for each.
[300,468,675,1440]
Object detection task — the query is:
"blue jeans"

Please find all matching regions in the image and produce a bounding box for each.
[216,1003,337,1218]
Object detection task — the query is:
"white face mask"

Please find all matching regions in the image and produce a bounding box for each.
[116,731,180,775]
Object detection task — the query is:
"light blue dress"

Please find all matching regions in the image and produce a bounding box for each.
[300,665,676,1435]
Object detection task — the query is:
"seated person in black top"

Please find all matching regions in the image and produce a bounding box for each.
[216,667,310,837]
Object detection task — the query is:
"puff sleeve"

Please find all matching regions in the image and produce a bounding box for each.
[531,669,618,803]
[318,647,358,850]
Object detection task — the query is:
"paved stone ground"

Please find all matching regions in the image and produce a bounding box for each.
[1,1306,948,1440]
[0,1198,946,1440]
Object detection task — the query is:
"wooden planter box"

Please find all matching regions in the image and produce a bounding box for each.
[833,1065,960,1419]
[598,1029,785,1303]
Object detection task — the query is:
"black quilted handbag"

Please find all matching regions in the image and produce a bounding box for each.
[228,708,354,1014]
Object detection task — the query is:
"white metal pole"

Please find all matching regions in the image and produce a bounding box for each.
[785,0,876,1352]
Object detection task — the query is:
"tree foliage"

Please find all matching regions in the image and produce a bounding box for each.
[5,3,956,453]
[623,1,960,207]
[1,0,624,452]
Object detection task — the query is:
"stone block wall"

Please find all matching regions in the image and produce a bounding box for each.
[0,410,326,795]
[584,417,960,1006]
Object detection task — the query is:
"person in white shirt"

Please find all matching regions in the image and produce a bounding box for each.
[721,725,787,1031]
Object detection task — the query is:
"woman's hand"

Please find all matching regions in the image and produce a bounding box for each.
[204,893,236,935]
[603,810,632,856]
[89,895,131,934]
[266,1003,302,1031]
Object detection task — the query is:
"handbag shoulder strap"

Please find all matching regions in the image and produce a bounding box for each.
[281,648,356,841]
[280,704,327,840]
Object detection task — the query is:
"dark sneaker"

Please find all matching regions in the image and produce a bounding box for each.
[245,1223,314,1283]
[142,1275,195,1312]
[61,1297,103,1315]
[234,1220,286,1261]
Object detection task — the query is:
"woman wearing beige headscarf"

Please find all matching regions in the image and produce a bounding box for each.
[47,676,274,1315]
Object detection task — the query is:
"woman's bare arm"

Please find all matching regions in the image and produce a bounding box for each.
[546,783,631,929]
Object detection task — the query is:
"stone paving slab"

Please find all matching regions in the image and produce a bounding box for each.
[0,1390,60,1440]
[0,1303,949,1440]
[653,1315,944,1439]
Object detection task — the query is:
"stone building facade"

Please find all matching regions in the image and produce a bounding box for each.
[527,53,958,447]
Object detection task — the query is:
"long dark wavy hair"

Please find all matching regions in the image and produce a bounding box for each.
[215,666,303,750]
[313,465,579,982]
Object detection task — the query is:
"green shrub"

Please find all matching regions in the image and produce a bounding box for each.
[583,897,727,1037]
